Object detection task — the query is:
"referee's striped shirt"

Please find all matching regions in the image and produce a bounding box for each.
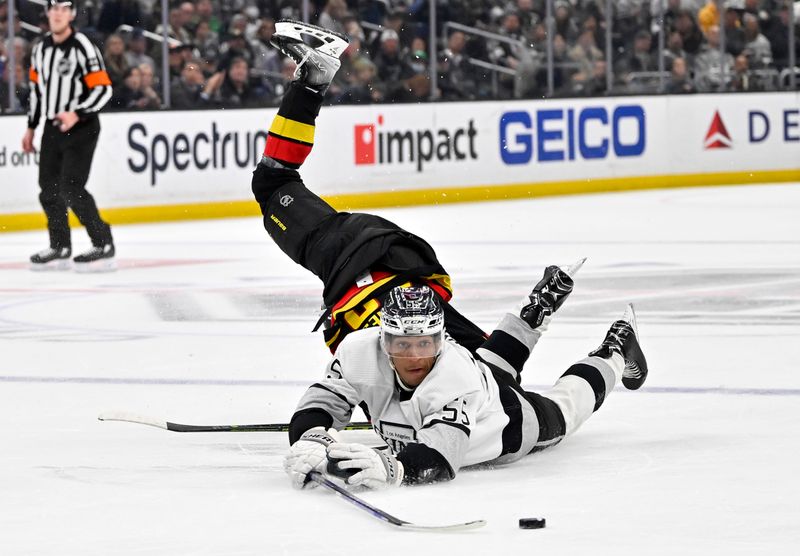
[27,28,113,129]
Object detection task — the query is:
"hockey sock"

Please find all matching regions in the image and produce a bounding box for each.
[263,81,325,169]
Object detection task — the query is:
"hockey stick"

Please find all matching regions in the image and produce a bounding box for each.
[306,471,486,532]
[97,411,373,433]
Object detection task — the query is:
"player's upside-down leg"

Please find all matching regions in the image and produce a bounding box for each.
[251,22,486,353]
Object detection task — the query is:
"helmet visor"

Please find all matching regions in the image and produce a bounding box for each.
[381,331,443,359]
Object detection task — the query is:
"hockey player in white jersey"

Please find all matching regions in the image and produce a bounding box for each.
[284,282,649,488]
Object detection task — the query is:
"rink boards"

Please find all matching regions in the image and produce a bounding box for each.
[0,91,798,231]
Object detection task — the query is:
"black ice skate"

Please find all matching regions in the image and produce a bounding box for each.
[30,247,72,271]
[589,304,648,390]
[271,19,349,92]
[73,244,116,273]
[520,257,585,329]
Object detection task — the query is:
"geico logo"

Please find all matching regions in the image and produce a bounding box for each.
[355,119,478,172]
[500,106,646,164]
[127,123,268,186]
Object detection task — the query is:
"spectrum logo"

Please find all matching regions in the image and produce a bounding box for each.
[354,115,478,172]
[704,111,733,149]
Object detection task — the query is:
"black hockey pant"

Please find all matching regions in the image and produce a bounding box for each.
[38,117,113,249]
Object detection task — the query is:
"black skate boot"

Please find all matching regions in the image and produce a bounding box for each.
[73,243,116,273]
[270,19,349,93]
[520,258,585,329]
[30,247,72,271]
[589,304,648,390]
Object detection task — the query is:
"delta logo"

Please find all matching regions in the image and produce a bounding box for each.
[704,110,733,149]
[354,115,478,172]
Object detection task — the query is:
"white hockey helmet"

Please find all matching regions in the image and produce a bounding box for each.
[380,285,445,359]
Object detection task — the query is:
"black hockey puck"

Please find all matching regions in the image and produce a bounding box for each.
[519,517,546,529]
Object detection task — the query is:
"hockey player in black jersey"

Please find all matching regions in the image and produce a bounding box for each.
[284,284,649,488]
[251,20,490,355]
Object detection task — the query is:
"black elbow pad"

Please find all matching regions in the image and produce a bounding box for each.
[397,443,455,485]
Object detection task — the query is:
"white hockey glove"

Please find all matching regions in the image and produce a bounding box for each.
[283,427,340,489]
[326,443,404,489]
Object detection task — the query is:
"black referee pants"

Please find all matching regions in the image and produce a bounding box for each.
[38,117,112,249]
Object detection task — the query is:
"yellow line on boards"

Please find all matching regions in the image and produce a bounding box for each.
[1,169,798,233]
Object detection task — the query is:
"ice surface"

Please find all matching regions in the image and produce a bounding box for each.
[1,183,799,554]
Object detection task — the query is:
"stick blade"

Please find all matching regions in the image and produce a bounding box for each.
[397,519,487,532]
[97,411,168,430]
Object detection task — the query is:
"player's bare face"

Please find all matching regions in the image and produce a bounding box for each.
[48,5,75,36]
[387,336,438,387]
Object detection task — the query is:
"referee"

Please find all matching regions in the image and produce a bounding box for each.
[22,0,115,271]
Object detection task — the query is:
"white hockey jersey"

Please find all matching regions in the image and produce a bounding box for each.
[292,325,544,482]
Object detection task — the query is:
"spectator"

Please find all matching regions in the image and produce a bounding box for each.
[334,57,382,104]
[155,7,191,45]
[193,20,221,67]
[617,29,658,83]
[167,43,191,80]
[439,30,480,101]
[568,27,604,94]
[730,52,761,91]
[218,29,254,71]
[553,1,580,44]
[137,62,161,107]
[330,33,371,98]
[741,12,772,68]
[170,59,206,109]
[104,33,130,88]
[576,58,608,96]
[195,0,222,35]
[250,18,281,76]
[763,4,793,69]
[550,33,572,95]
[514,43,545,99]
[125,28,155,70]
[318,0,349,37]
[2,36,29,72]
[693,25,734,91]
[722,7,746,56]
[266,56,298,105]
[225,13,248,41]
[0,59,28,113]
[179,1,197,34]
[109,65,156,110]
[384,71,431,103]
[665,56,695,94]
[372,29,415,93]
[663,31,690,70]
[405,36,429,75]
[203,56,262,108]
[675,9,705,55]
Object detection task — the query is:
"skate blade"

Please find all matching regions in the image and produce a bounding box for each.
[564,257,587,277]
[274,20,349,57]
[622,303,638,335]
[29,259,72,272]
[74,259,117,273]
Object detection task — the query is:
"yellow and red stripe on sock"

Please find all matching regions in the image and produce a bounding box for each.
[264,115,315,167]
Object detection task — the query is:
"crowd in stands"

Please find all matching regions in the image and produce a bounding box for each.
[1,0,798,113]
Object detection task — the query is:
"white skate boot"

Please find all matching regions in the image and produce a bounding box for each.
[271,19,349,92]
